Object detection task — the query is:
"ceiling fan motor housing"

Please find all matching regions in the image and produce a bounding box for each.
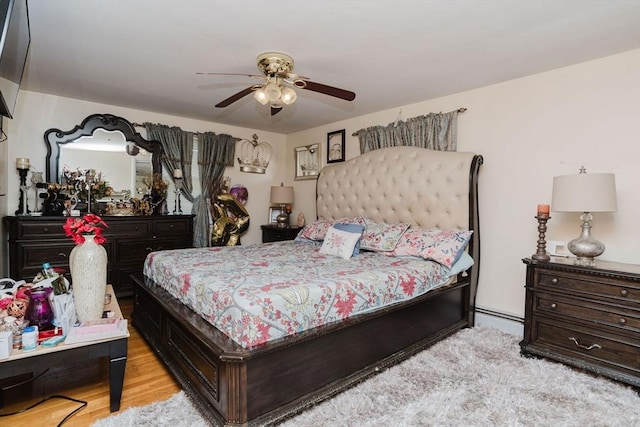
[257,52,294,76]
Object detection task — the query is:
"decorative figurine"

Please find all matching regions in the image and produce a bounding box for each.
[297,212,306,227]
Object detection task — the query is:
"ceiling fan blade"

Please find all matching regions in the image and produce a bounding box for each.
[299,81,356,101]
[215,86,255,108]
[271,106,283,116]
[197,72,264,79]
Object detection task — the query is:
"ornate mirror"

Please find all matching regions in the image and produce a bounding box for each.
[44,114,162,198]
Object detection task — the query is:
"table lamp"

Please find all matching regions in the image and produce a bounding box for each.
[551,167,617,264]
[270,183,294,228]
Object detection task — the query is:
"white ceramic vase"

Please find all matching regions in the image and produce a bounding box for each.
[69,234,107,322]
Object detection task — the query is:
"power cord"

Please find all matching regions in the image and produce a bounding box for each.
[0,394,88,426]
[0,368,87,426]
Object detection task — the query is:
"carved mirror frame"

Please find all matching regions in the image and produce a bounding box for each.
[44,113,162,183]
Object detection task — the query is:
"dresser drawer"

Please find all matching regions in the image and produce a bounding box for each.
[114,238,190,264]
[536,271,640,302]
[535,292,640,333]
[154,218,191,235]
[104,219,151,235]
[19,241,75,269]
[16,220,67,239]
[534,321,640,377]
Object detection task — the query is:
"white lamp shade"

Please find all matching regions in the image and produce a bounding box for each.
[551,173,617,213]
[280,87,297,105]
[264,82,282,103]
[270,185,294,205]
[254,88,269,105]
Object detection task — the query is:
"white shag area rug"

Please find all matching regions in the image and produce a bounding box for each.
[92,326,640,427]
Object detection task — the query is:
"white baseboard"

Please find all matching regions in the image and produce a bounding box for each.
[475,306,524,337]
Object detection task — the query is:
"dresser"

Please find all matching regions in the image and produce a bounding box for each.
[3,215,194,298]
[260,224,303,243]
[521,257,640,388]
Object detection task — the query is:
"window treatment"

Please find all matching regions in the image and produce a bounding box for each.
[143,123,195,203]
[144,123,237,248]
[193,132,237,248]
[354,109,462,153]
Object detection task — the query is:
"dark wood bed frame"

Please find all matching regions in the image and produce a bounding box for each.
[132,149,483,426]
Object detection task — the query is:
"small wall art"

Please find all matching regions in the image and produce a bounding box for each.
[294,143,320,180]
[327,129,345,163]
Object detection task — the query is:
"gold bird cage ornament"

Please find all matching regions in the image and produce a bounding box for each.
[238,134,272,174]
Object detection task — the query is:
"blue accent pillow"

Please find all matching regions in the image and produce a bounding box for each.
[333,223,365,256]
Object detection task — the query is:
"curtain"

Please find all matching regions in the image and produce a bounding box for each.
[143,123,195,202]
[355,110,460,153]
[192,131,237,248]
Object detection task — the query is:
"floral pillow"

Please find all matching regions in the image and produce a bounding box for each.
[296,217,366,242]
[386,229,473,268]
[360,222,410,252]
[319,226,363,260]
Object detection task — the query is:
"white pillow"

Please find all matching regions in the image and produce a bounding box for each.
[319,226,362,260]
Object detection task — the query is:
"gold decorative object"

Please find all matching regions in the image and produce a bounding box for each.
[211,193,250,246]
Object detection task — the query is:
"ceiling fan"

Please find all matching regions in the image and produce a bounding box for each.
[197,52,356,116]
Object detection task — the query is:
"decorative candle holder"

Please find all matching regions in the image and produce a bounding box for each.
[15,167,30,216]
[173,178,183,214]
[85,169,95,213]
[532,215,551,261]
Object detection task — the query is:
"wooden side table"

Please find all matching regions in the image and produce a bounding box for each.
[0,285,129,411]
[520,257,640,388]
[260,224,303,243]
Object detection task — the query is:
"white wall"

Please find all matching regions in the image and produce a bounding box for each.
[287,49,640,319]
[0,92,289,276]
[1,50,638,320]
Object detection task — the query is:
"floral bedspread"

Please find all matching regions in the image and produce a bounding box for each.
[143,241,453,349]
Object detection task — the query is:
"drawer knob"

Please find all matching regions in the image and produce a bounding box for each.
[619,318,626,325]
[146,247,153,252]
[620,289,628,297]
[568,337,602,351]
[58,252,67,258]
[550,303,557,309]
[43,227,49,233]
[551,278,559,284]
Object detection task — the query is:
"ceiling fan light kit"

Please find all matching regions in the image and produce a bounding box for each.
[202,52,356,115]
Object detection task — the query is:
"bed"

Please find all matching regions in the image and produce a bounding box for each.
[132,146,483,426]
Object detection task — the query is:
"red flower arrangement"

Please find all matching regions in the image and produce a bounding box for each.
[63,213,109,244]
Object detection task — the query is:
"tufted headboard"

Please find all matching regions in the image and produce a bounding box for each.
[317,146,483,323]
[317,146,481,231]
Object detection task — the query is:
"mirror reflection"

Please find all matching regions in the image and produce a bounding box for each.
[58,129,152,199]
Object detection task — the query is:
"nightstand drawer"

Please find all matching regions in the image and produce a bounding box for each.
[537,272,640,302]
[535,293,640,333]
[261,225,302,243]
[535,321,640,376]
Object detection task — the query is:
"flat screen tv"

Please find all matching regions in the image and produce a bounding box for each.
[0,0,29,119]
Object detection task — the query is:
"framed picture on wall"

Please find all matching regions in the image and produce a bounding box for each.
[327,129,345,163]
[294,143,320,180]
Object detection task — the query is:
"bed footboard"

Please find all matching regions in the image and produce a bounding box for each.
[132,273,471,426]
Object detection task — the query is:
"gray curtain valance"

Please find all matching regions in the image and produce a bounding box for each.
[354,109,462,153]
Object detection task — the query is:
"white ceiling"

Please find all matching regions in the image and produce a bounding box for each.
[21,0,640,134]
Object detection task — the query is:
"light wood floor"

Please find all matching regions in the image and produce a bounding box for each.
[1,298,181,426]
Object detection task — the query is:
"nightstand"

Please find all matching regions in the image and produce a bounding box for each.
[260,224,303,243]
[520,257,640,388]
